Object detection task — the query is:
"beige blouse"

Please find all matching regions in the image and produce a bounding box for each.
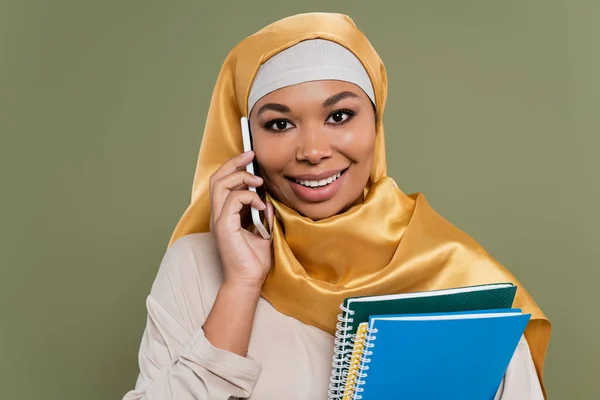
[123,233,544,400]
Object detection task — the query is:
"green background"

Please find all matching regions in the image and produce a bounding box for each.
[1,1,598,399]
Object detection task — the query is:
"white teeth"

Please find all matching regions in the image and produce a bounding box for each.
[295,172,342,188]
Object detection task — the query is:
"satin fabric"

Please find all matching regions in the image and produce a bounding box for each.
[168,12,551,394]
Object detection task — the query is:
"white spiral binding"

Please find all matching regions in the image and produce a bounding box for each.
[327,303,355,399]
[350,327,378,400]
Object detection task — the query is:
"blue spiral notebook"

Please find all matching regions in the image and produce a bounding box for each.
[351,309,530,400]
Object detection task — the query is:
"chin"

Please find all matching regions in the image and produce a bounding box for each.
[294,202,348,221]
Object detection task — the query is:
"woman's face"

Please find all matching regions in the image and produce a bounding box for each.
[249,80,376,220]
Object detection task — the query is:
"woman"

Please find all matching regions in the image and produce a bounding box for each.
[123,13,550,400]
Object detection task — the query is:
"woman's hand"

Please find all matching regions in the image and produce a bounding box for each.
[209,150,275,291]
[204,151,274,356]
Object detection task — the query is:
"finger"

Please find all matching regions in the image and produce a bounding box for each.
[214,171,263,192]
[217,190,266,232]
[209,151,255,215]
[211,172,263,222]
[212,189,248,234]
[209,151,255,194]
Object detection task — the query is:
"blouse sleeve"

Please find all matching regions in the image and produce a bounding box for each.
[494,335,544,400]
[122,236,261,400]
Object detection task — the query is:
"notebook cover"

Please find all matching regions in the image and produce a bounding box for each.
[345,283,517,338]
[355,310,531,400]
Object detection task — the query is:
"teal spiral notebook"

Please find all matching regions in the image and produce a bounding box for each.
[351,309,531,400]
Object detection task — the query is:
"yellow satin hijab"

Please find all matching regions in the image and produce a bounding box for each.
[169,12,551,393]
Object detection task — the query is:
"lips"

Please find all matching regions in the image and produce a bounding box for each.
[294,171,342,188]
[286,167,348,182]
[286,168,349,203]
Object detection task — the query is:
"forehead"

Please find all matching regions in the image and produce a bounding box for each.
[254,80,369,107]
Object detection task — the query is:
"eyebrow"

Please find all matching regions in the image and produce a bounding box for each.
[322,91,360,108]
[255,90,360,117]
[256,103,290,117]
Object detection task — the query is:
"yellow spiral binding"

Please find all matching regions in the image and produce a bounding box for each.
[342,322,369,400]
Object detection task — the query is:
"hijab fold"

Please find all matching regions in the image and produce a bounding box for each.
[169,12,551,395]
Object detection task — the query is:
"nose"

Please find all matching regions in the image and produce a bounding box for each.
[295,125,333,164]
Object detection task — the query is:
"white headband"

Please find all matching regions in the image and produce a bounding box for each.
[248,39,376,113]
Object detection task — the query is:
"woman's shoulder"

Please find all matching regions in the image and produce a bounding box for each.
[168,231,217,252]
[152,232,224,304]
[143,232,224,333]
[162,232,220,268]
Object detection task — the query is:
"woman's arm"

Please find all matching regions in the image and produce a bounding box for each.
[203,282,262,357]
[494,335,545,400]
[122,237,262,400]
[123,151,276,399]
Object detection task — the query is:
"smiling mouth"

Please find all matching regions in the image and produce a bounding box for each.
[287,168,348,188]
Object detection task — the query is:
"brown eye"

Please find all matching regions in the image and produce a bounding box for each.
[265,119,294,132]
[326,110,354,124]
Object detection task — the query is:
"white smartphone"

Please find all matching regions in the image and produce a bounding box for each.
[240,116,271,240]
